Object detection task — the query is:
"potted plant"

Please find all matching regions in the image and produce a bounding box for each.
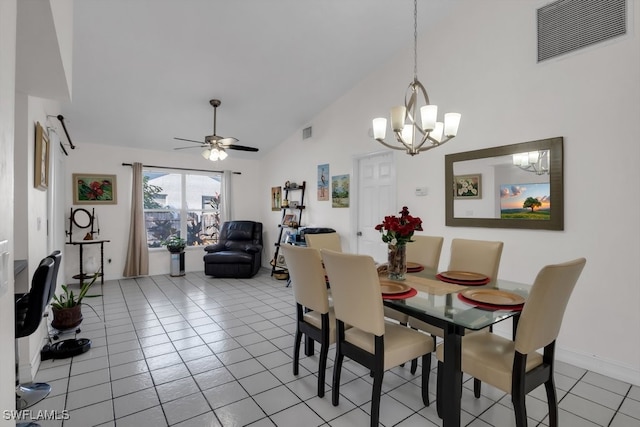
[50,271,101,330]
[162,235,186,253]
[163,235,187,276]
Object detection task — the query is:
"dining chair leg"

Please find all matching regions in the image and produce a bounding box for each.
[370,369,384,427]
[317,341,329,398]
[421,353,431,406]
[544,378,559,427]
[304,335,314,356]
[332,350,344,406]
[512,393,527,427]
[436,361,443,418]
[473,378,482,398]
[410,358,418,374]
[293,327,302,375]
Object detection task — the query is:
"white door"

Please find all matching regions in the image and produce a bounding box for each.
[354,151,396,263]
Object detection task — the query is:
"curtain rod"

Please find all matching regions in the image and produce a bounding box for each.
[121,163,241,174]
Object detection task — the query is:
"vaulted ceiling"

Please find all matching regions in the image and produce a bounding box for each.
[52,0,456,159]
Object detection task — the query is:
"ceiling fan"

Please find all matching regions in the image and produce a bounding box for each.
[174,99,259,160]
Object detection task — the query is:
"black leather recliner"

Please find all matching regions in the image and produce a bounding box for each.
[203,221,263,278]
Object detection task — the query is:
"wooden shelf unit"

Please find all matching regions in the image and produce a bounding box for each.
[271,181,306,276]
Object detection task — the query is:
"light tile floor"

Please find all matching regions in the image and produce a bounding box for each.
[28,270,640,426]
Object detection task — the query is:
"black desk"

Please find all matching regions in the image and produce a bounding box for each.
[66,240,110,285]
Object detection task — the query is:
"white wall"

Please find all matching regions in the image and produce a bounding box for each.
[0,1,17,422]
[261,0,640,385]
[63,143,264,280]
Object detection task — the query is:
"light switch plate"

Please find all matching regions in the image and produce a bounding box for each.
[415,186,428,196]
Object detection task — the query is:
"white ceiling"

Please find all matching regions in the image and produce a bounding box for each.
[58,0,456,159]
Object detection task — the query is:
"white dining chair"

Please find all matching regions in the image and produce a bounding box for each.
[435,258,586,427]
[321,249,435,427]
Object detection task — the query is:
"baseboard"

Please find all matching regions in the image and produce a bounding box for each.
[555,346,640,387]
[493,322,640,387]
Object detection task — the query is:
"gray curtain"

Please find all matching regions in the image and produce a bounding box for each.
[123,162,149,277]
[220,170,232,223]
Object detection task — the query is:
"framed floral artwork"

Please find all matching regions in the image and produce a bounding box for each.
[72,173,117,204]
[34,122,49,190]
[454,174,481,199]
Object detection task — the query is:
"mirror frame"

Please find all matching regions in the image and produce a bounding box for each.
[445,136,564,230]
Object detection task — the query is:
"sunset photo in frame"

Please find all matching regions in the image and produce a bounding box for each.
[73,173,117,204]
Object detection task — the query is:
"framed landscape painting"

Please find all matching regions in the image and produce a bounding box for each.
[331,174,350,208]
[72,173,117,204]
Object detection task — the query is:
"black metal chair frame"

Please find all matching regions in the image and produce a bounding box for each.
[293,304,331,397]
[332,320,431,427]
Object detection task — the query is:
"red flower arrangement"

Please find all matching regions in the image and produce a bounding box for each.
[374,206,423,245]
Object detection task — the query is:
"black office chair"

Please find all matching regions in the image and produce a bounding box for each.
[15,257,55,410]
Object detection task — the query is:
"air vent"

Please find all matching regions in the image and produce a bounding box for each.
[537,0,626,62]
[302,126,312,140]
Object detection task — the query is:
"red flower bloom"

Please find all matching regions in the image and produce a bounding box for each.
[375,206,423,245]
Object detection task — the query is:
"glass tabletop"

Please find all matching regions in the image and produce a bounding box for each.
[383,270,532,331]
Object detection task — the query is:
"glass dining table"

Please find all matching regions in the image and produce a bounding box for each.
[382,269,532,427]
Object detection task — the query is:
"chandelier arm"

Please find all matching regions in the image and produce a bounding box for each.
[375,138,411,151]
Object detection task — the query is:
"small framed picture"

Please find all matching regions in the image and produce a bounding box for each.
[454,174,481,199]
[72,173,118,204]
[282,213,296,226]
[34,122,49,190]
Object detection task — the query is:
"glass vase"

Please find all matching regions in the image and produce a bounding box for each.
[387,243,407,281]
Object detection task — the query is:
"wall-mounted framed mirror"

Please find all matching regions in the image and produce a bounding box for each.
[445,137,563,230]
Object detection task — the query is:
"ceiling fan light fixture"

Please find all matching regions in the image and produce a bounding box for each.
[201,149,211,159]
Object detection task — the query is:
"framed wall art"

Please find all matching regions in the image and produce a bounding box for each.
[317,163,329,201]
[454,174,481,199]
[271,186,282,211]
[331,174,350,208]
[72,173,118,204]
[34,122,49,190]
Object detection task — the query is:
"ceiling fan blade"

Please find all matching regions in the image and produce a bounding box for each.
[173,146,204,151]
[174,137,205,145]
[217,137,239,145]
[225,144,259,152]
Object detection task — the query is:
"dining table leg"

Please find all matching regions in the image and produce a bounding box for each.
[441,324,463,427]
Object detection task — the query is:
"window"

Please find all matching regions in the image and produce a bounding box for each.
[143,170,222,248]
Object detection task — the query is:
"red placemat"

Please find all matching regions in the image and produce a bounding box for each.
[457,293,523,311]
[436,274,490,286]
[382,288,417,300]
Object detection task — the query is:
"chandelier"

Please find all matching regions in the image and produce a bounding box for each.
[372,0,461,156]
[512,150,550,175]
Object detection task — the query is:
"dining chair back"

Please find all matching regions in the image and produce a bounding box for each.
[406,235,444,270]
[321,249,434,427]
[448,238,503,282]
[435,257,586,427]
[279,244,333,397]
[384,235,443,325]
[408,237,504,375]
[304,232,342,252]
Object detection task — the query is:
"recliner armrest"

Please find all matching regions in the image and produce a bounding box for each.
[244,244,263,254]
[204,243,225,253]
